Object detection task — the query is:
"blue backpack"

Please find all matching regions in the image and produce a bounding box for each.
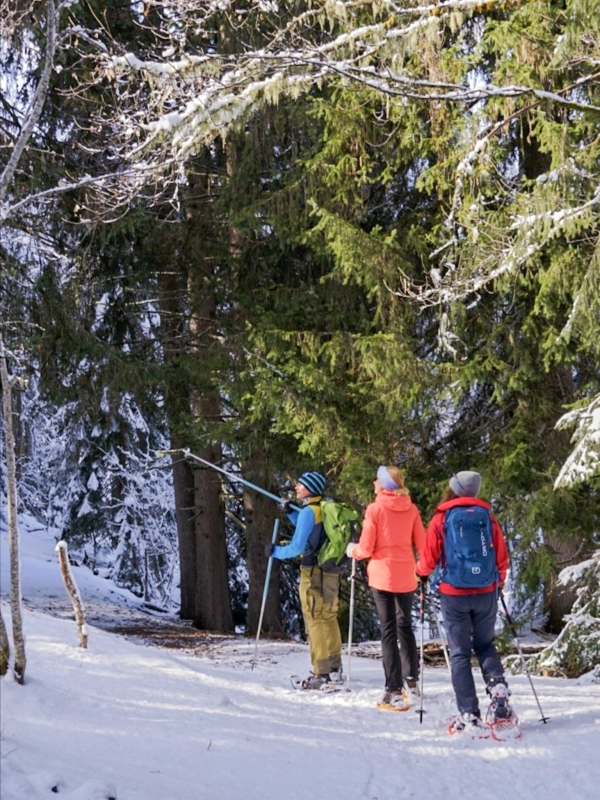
[439,505,498,589]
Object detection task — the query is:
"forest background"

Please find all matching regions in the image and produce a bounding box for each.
[1,0,599,678]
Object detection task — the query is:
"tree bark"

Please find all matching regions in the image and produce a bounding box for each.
[0,610,9,676]
[157,260,198,620]
[192,437,233,631]
[169,446,197,619]
[183,151,233,632]
[242,461,284,636]
[157,177,234,631]
[0,334,26,683]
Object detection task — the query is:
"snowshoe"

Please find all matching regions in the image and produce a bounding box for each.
[487,680,512,720]
[484,680,521,739]
[485,702,521,741]
[377,689,411,712]
[448,712,491,739]
[290,673,338,692]
[329,666,344,685]
[401,678,420,707]
[488,715,521,741]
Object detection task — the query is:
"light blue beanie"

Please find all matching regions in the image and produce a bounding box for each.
[377,466,399,491]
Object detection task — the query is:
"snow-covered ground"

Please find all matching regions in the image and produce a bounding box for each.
[1,519,600,800]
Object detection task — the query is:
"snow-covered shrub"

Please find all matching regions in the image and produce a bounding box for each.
[524,552,600,678]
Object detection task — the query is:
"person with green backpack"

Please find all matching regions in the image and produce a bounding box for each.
[265,471,344,690]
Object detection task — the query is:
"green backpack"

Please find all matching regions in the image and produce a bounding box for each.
[317,500,362,572]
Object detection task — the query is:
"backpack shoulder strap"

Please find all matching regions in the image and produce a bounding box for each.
[307,497,322,525]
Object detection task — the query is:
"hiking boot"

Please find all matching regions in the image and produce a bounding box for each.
[301,673,331,690]
[329,666,343,684]
[381,689,410,710]
[487,680,512,721]
[486,676,510,696]
[449,711,486,734]
[402,678,420,706]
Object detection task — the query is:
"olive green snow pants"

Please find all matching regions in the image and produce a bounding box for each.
[299,566,342,676]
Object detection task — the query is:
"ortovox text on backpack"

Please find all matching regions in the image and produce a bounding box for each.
[318,501,361,572]
[440,506,498,589]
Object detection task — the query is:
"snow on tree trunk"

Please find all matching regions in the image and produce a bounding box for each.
[1,334,26,683]
[55,541,88,648]
[0,610,9,676]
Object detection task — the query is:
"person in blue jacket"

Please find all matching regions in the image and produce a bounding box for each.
[266,471,342,689]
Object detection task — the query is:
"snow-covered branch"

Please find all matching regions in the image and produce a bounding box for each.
[105,12,600,168]
[1,165,178,224]
[554,395,600,488]
[387,182,600,308]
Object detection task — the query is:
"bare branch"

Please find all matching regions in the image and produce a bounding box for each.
[0,0,58,208]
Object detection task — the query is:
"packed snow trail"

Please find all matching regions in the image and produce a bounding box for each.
[2,608,600,800]
[2,522,600,800]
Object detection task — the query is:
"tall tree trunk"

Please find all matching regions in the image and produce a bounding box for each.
[192,436,233,632]
[242,461,284,636]
[0,334,26,683]
[157,150,234,631]
[187,257,232,631]
[158,261,197,620]
[185,154,233,632]
[170,446,197,619]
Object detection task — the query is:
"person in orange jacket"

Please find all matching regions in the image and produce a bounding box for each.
[416,470,514,733]
[346,465,426,709]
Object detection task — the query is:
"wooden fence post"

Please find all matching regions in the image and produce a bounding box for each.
[56,541,88,648]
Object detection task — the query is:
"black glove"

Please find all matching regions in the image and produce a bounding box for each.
[279,499,293,514]
[415,573,428,586]
[264,543,275,558]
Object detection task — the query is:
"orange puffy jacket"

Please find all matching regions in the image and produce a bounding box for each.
[352,491,426,593]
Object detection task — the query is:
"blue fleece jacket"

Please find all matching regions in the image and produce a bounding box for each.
[272,499,320,561]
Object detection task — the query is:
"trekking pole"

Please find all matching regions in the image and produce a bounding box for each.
[416,578,427,723]
[346,558,357,689]
[499,592,549,724]
[178,449,301,511]
[251,518,280,670]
